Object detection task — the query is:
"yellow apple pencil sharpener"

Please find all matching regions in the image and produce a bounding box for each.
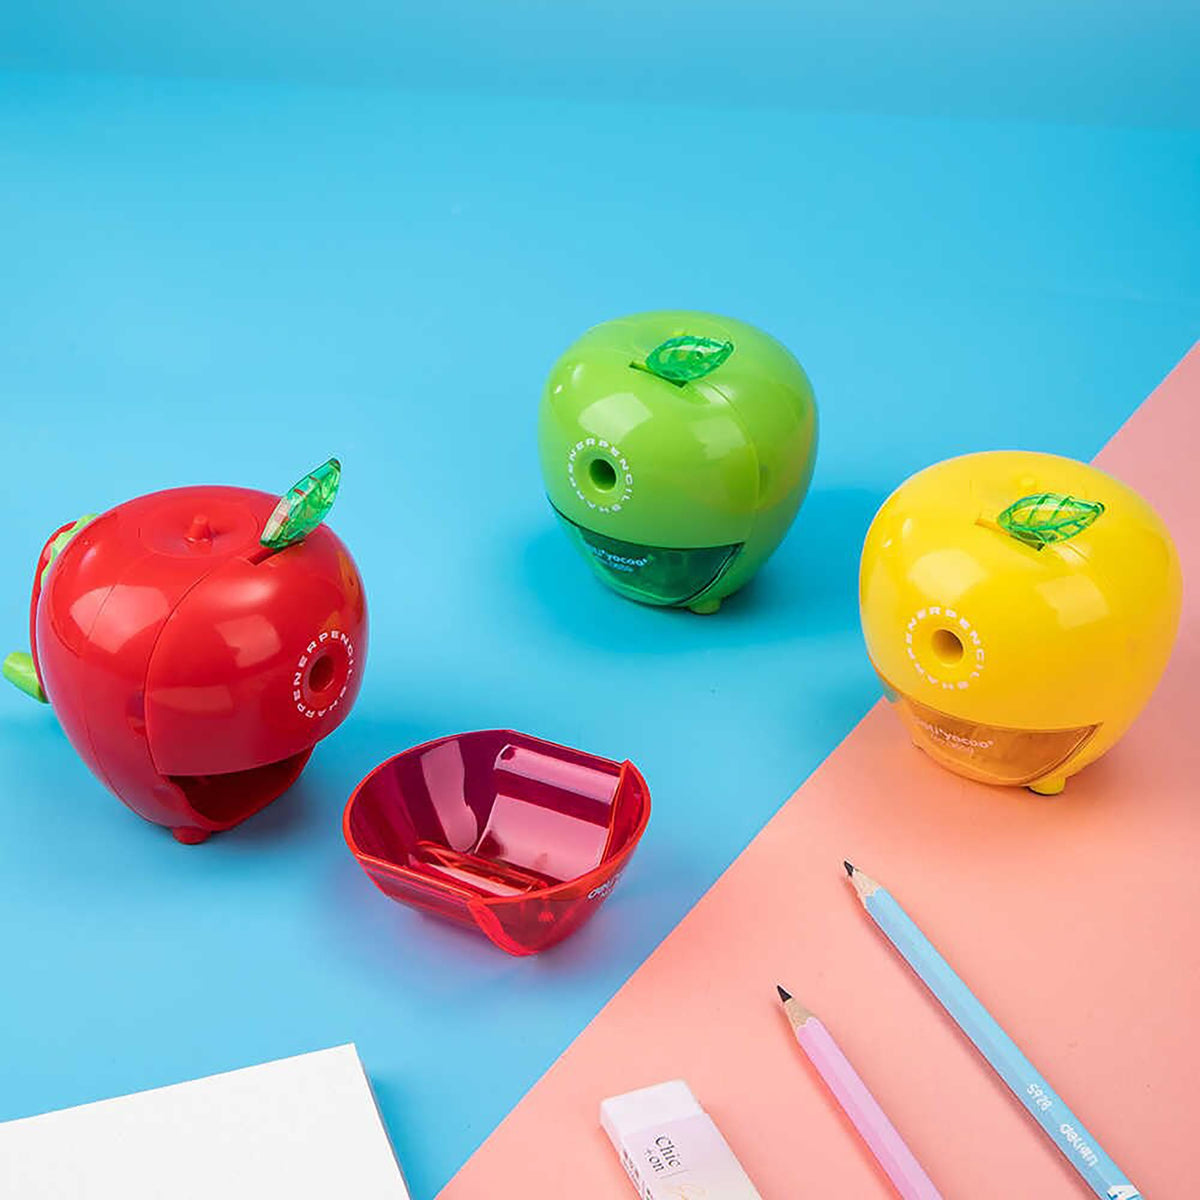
[860,450,1182,795]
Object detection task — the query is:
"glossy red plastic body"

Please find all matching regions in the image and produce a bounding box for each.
[344,730,650,955]
[30,486,367,843]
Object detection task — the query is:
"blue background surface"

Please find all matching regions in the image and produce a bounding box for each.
[1,24,1197,1197]
[3,1,1199,128]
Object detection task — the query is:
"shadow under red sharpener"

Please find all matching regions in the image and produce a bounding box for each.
[343,730,651,956]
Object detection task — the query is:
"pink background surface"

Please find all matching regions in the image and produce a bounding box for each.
[442,344,1200,1199]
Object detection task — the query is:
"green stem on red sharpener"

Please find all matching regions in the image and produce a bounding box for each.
[3,652,47,702]
[260,458,342,550]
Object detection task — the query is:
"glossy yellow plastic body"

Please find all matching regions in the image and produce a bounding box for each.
[860,450,1182,794]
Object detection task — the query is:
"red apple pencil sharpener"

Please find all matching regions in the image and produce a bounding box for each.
[343,730,651,955]
[4,459,368,844]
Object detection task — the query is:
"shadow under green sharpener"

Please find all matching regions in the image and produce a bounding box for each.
[538,311,818,614]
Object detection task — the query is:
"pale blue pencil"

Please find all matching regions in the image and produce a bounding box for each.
[845,862,1142,1200]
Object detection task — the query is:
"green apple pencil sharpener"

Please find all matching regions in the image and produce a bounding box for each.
[538,311,818,613]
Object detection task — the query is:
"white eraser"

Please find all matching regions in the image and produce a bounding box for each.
[601,1080,702,1142]
[600,1080,762,1199]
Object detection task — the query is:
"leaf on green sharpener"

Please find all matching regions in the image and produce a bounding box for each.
[997,493,1105,547]
[3,652,47,702]
[260,458,342,550]
[643,335,734,384]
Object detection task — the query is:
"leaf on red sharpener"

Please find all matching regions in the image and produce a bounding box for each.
[260,458,341,550]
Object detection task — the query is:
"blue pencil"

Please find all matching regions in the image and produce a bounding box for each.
[844,862,1142,1200]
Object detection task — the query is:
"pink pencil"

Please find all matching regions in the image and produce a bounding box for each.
[777,986,942,1199]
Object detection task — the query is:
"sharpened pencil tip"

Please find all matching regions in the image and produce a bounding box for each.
[843,860,855,876]
[776,985,791,1003]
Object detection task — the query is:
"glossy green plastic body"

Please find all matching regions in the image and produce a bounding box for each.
[538,311,818,613]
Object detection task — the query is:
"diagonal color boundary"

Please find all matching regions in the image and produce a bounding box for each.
[441,343,1200,1198]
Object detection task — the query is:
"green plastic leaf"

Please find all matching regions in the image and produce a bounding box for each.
[997,493,1104,547]
[643,335,733,384]
[260,458,342,550]
[3,652,47,703]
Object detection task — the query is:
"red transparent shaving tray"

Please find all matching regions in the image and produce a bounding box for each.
[342,729,651,955]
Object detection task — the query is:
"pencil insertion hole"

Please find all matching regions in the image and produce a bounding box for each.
[307,653,336,693]
[588,458,618,491]
[931,628,964,665]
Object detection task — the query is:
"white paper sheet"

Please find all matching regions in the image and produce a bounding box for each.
[0,1044,411,1199]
